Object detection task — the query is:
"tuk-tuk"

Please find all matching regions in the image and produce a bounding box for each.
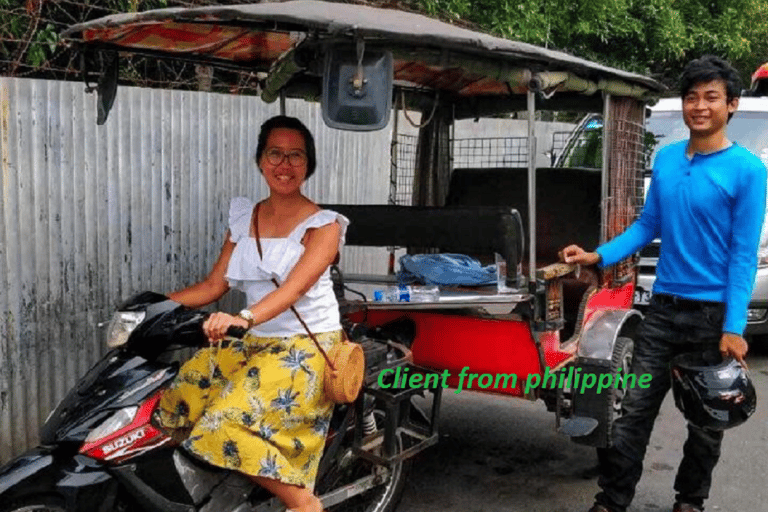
[51,2,666,511]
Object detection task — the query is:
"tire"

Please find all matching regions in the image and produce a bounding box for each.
[316,409,410,512]
[608,336,634,426]
[0,496,66,512]
[0,492,140,512]
[572,336,634,448]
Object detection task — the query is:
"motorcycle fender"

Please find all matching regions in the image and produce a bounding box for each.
[58,454,117,511]
[0,448,55,498]
[577,309,642,361]
[0,448,116,512]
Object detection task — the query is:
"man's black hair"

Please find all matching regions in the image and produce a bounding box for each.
[679,55,742,102]
[255,115,317,178]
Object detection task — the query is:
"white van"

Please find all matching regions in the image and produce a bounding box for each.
[635,96,768,342]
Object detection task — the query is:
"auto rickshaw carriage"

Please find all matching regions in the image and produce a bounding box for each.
[61,1,665,509]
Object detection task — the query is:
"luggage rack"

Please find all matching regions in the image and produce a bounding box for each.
[352,363,443,465]
[343,273,530,310]
[350,339,441,465]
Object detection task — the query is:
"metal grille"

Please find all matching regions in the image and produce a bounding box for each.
[550,131,572,165]
[602,97,646,285]
[452,137,528,168]
[390,134,418,206]
[389,135,532,206]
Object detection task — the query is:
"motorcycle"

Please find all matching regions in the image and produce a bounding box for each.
[0,291,429,512]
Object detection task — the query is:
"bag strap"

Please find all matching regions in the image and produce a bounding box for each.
[253,201,336,370]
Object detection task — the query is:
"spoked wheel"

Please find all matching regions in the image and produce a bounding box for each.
[316,409,410,512]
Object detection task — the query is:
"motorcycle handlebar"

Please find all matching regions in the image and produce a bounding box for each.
[198,312,248,346]
[226,325,248,339]
[189,311,249,347]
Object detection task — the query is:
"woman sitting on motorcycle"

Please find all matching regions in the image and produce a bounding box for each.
[156,115,349,512]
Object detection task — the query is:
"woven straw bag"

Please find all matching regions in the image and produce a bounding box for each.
[323,333,365,403]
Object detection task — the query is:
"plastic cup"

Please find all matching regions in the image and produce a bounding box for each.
[495,253,514,293]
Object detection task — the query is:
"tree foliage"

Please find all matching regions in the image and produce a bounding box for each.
[1,0,767,93]
[408,0,768,91]
[0,0,174,77]
[0,0,251,83]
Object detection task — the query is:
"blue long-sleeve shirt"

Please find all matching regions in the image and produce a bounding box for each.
[597,140,767,335]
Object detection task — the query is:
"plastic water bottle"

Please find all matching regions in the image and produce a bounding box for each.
[373,285,439,302]
[373,287,401,302]
[409,285,440,302]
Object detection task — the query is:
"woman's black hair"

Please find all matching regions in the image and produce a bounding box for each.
[679,55,742,102]
[255,115,317,178]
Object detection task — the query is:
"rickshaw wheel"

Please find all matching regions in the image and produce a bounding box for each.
[610,337,634,421]
[572,336,634,448]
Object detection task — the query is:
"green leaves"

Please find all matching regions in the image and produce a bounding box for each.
[409,0,768,89]
[0,0,206,77]
[27,23,58,67]
[1,0,766,91]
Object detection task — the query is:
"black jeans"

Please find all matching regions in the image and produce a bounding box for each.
[595,294,725,512]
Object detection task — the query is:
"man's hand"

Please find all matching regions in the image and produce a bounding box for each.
[559,244,601,266]
[720,332,748,367]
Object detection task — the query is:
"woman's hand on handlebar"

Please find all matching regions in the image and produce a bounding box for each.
[203,312,249,344]
[559,244,601,266]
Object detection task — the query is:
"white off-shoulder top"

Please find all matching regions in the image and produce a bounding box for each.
[225,197,350,337]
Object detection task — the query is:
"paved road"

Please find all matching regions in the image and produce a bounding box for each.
[397,344,768,512]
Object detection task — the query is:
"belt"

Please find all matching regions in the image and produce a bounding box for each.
[653,293,723,310]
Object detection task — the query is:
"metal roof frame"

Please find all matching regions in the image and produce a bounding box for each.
[62,0,665,122]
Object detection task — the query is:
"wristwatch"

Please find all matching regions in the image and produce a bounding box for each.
[237,308,255,328]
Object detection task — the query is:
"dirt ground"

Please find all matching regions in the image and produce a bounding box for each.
[397,344,768,512]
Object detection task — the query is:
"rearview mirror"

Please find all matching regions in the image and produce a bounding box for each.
[322,44,393,131]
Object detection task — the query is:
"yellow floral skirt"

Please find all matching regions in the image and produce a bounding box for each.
[157,330,341,487]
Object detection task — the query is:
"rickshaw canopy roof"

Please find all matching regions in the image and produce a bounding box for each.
[63,0,664,116]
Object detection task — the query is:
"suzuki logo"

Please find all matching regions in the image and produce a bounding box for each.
[102,427,146,455]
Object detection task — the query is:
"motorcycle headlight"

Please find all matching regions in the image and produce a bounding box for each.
[84,406,138,444]
[106,311,145,348]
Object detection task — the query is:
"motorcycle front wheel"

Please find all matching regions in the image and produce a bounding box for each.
[0,496,66,512]
[0,490,141,512]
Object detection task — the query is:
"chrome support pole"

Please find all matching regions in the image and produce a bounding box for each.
[387,96,401,274]
[527,89,537,285]
[389,99,399,205]
[600,93,611,245]
[280,89,286,115]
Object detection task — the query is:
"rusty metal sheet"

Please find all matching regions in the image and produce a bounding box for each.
[0,77,393,462]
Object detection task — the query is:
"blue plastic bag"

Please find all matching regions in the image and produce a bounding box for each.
[398,253,496,286]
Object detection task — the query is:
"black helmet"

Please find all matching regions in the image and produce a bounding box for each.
[670,353,756,431]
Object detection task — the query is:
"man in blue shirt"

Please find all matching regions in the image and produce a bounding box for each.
[561,56,767,512]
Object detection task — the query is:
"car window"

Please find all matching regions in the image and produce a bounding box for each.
[646,108,768,255]
[647,110,768,168]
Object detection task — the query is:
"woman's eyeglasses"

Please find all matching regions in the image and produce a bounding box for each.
[264,148,307,167]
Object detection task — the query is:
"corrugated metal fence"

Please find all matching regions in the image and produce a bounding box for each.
[0,77,392,462]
